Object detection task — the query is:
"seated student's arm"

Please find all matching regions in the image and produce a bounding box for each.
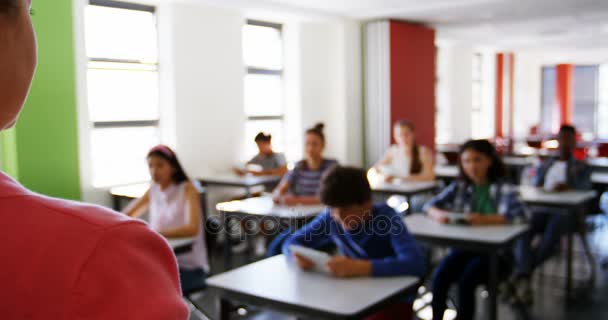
[367,212,427,278]
[122,189,151,218]
[282,194,321,206]
[255,165,288,177]
[256,153,288,177]
[69,222,189,319]
[158,182,201,238]
[272,178,291,203]
[424,182,460,223]
[573,163,593,190]
[372,150,395,181]
[407,147,436,182]
[373,149,393,170]
[272,169,318,204]
[532,161,550,188]
[282,212,334,269]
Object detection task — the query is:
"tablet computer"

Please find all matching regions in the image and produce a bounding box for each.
[289,245,332,273]
[446,212,469,225]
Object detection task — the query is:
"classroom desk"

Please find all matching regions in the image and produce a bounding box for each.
[167,237,195,255]
[198,174,281,197]
[404,215,528,320]
[109,182,150,211]
[371,181,438,214]
[592,172,608,188]
[518,186,597,300]
[216,196,325,267]
[502,156,535,168]
[434,165,459,180]
[207,255,420,320]
[588,157,608,172]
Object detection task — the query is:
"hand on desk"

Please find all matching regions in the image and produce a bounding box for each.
[429,210,449,224]
[326,256,372,278]
[293,253,315,271]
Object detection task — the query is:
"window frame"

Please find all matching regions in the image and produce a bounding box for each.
[243,20,285,150]
[471,52,484,139]
[86,0,161,187]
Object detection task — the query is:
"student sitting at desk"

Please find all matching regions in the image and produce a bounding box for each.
[372,120,435,183]
[424,140,524,320]
[1,2,187,318]
[510,125,592,304]
[284,166,426,320]
[267,123,338,256]
[124,145,209,295]
[235,132,288,177]
[272,123,338,205]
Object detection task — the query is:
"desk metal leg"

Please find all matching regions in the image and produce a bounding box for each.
[216,297,231,320]
[566,229,573,301]
[223,213,232,269]
[565,232,573,300]
[488,253,499,320]
[112,196,121,211]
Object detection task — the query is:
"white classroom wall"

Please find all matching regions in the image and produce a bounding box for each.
[75,0,365,206]
[436,42,474,144]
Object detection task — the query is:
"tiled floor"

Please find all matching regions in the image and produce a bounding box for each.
[190,216,608,320]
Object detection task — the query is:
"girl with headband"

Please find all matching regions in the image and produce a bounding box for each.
[124,145,210,295]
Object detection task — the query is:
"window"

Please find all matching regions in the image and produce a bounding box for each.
[599,65,608,138]
[242,20,285,159]
[471,53,483,139]
[541,65,601,140]
[572,66,598,140]
[540,66,557,135]
[85,0,160,187]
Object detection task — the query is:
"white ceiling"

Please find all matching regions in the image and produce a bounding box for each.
[192,0,608,50]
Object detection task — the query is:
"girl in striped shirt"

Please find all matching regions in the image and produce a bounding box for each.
[272,123,338,205]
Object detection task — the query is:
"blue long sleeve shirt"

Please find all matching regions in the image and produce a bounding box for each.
[282,204,426,278]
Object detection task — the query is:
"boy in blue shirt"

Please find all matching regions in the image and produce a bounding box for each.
[283,166,426,320]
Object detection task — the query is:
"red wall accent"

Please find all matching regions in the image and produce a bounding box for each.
[495,53,504,138]
[508,53,515,141]
[389,21,436,150]
[556,64,573,126]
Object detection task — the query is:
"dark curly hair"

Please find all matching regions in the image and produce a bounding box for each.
[320,166,372,207]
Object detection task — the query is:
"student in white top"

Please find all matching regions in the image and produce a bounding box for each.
[124,145,209,294]
[373,120,435,182]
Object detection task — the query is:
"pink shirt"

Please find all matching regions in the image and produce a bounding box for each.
[149,182,209,271]
[0,172,189,319]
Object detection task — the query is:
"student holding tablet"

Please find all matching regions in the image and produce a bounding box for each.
[283,166,426,320]
[235,132,288,177]
[424,140,524,320]
[0,1,188,318]
[124,145,209,295]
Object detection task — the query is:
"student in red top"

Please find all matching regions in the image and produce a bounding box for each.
[0,1,189,319]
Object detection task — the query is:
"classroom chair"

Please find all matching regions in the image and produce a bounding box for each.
[184,183,215,320]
